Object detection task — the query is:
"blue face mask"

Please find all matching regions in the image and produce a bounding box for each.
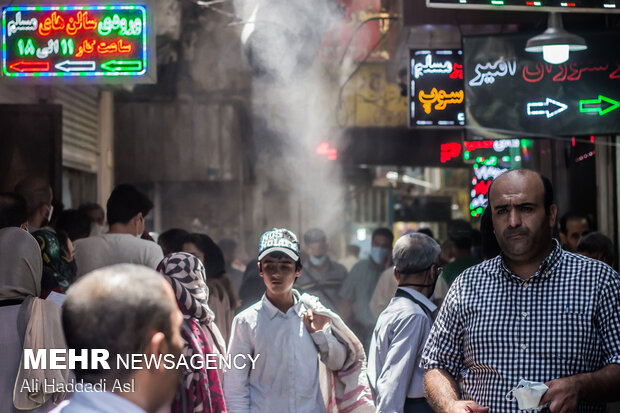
[309,255,327,266]
[370,247,388,264]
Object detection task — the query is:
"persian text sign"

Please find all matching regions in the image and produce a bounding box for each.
[410,49,465,127]
[464,33,620,135]
[2,5,147,77]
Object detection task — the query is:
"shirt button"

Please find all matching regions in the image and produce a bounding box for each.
[523,283,529,288]
[521,344,527,350]
[522,312,528,318]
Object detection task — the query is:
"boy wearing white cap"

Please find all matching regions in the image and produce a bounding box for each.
[224,228,348,412]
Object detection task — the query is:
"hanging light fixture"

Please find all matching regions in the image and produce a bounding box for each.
[525,12,587,65]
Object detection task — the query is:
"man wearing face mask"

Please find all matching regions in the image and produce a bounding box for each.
[74,184,163,277]
[368,232,440,413]
[295,228,349,312]
[340,227,394,349]
[78,202,106,236]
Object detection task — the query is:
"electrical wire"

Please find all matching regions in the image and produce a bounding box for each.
[339,16,399,67]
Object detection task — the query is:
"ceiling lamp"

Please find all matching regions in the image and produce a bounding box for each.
[525,13,587,65]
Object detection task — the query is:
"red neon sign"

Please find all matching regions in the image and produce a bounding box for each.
[8,60,50,72]
[464,140,494,152]
[440,142,461,163]
[316,142,338,161]
[473,179,492,196]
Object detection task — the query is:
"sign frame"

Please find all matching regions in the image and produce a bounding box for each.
[426,0,620,14]
[0,0,156,83]
[409,48,465,129]
[463,32,620,136]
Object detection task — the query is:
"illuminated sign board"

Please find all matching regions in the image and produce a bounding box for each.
[410,49,465,127]
[1,5,153,80]
[465,138,527,217]
[464,32,620,136]
[427,0,619,13]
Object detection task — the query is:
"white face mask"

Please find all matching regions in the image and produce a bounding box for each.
[46,204,54,224]
[506,379,549,411]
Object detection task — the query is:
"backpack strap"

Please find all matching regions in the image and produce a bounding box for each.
[394,289,435,321]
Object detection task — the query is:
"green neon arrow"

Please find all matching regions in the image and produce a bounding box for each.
[579,95,620,116]
[101,60,142,72]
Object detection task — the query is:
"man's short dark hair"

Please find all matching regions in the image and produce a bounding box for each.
[259,250,303,272]
[184,233,227,278]
[487,169,554,215]
[158,228,189,256]
[0,192,28,229]
[304,228,326,244]
[106,184,153,225]
[56,209,91,241]
[372,227,394,245]
[577,232,614,267]
[418,228,435,240]
[62,265,175,382]
[78,202,104,217]
[559,211,592,234]
[448,219,474,250]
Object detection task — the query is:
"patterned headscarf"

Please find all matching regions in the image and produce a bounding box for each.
[32,229,73,293]
[157,252,214,322]
[157,253,226,413]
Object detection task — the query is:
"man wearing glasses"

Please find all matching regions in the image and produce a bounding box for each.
[367,232,441,413]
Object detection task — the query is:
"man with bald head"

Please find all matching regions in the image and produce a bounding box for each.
[422,169,620,413]
[50,264,184,413]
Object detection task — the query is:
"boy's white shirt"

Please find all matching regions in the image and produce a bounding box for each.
[223,290,347,413]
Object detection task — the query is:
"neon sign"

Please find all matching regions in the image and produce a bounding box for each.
[522,62,614,83]
[468,60,517,87]
[410,49,465,127]
[418,88,464,114]
[526,98,568,118]
[465,139,523,218]
[464,33,620,135]
[579,95,620,116]
[440,142,462,163]
[316,142,338,161]
[2,5,147,77]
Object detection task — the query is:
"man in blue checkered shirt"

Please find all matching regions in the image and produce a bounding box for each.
[422,169,620,413]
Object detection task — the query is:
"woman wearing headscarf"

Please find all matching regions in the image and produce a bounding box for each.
[32,228,76,297]
[157,252,227,413]
[0,227,69,412]
[182,233,239,343]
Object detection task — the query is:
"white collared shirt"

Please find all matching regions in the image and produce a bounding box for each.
[224,290,347,413]
[48,391,146,413]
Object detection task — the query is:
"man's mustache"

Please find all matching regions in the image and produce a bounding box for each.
[503,229,529,238]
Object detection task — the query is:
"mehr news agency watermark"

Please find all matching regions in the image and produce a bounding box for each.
[20,349,259,393]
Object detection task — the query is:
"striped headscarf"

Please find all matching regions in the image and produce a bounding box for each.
[157,252,226,413]
[157,252,214,323]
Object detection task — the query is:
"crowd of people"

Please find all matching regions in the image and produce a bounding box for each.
[0,168,618,413]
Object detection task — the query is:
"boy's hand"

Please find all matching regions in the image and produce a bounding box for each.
[303,309,331,333]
